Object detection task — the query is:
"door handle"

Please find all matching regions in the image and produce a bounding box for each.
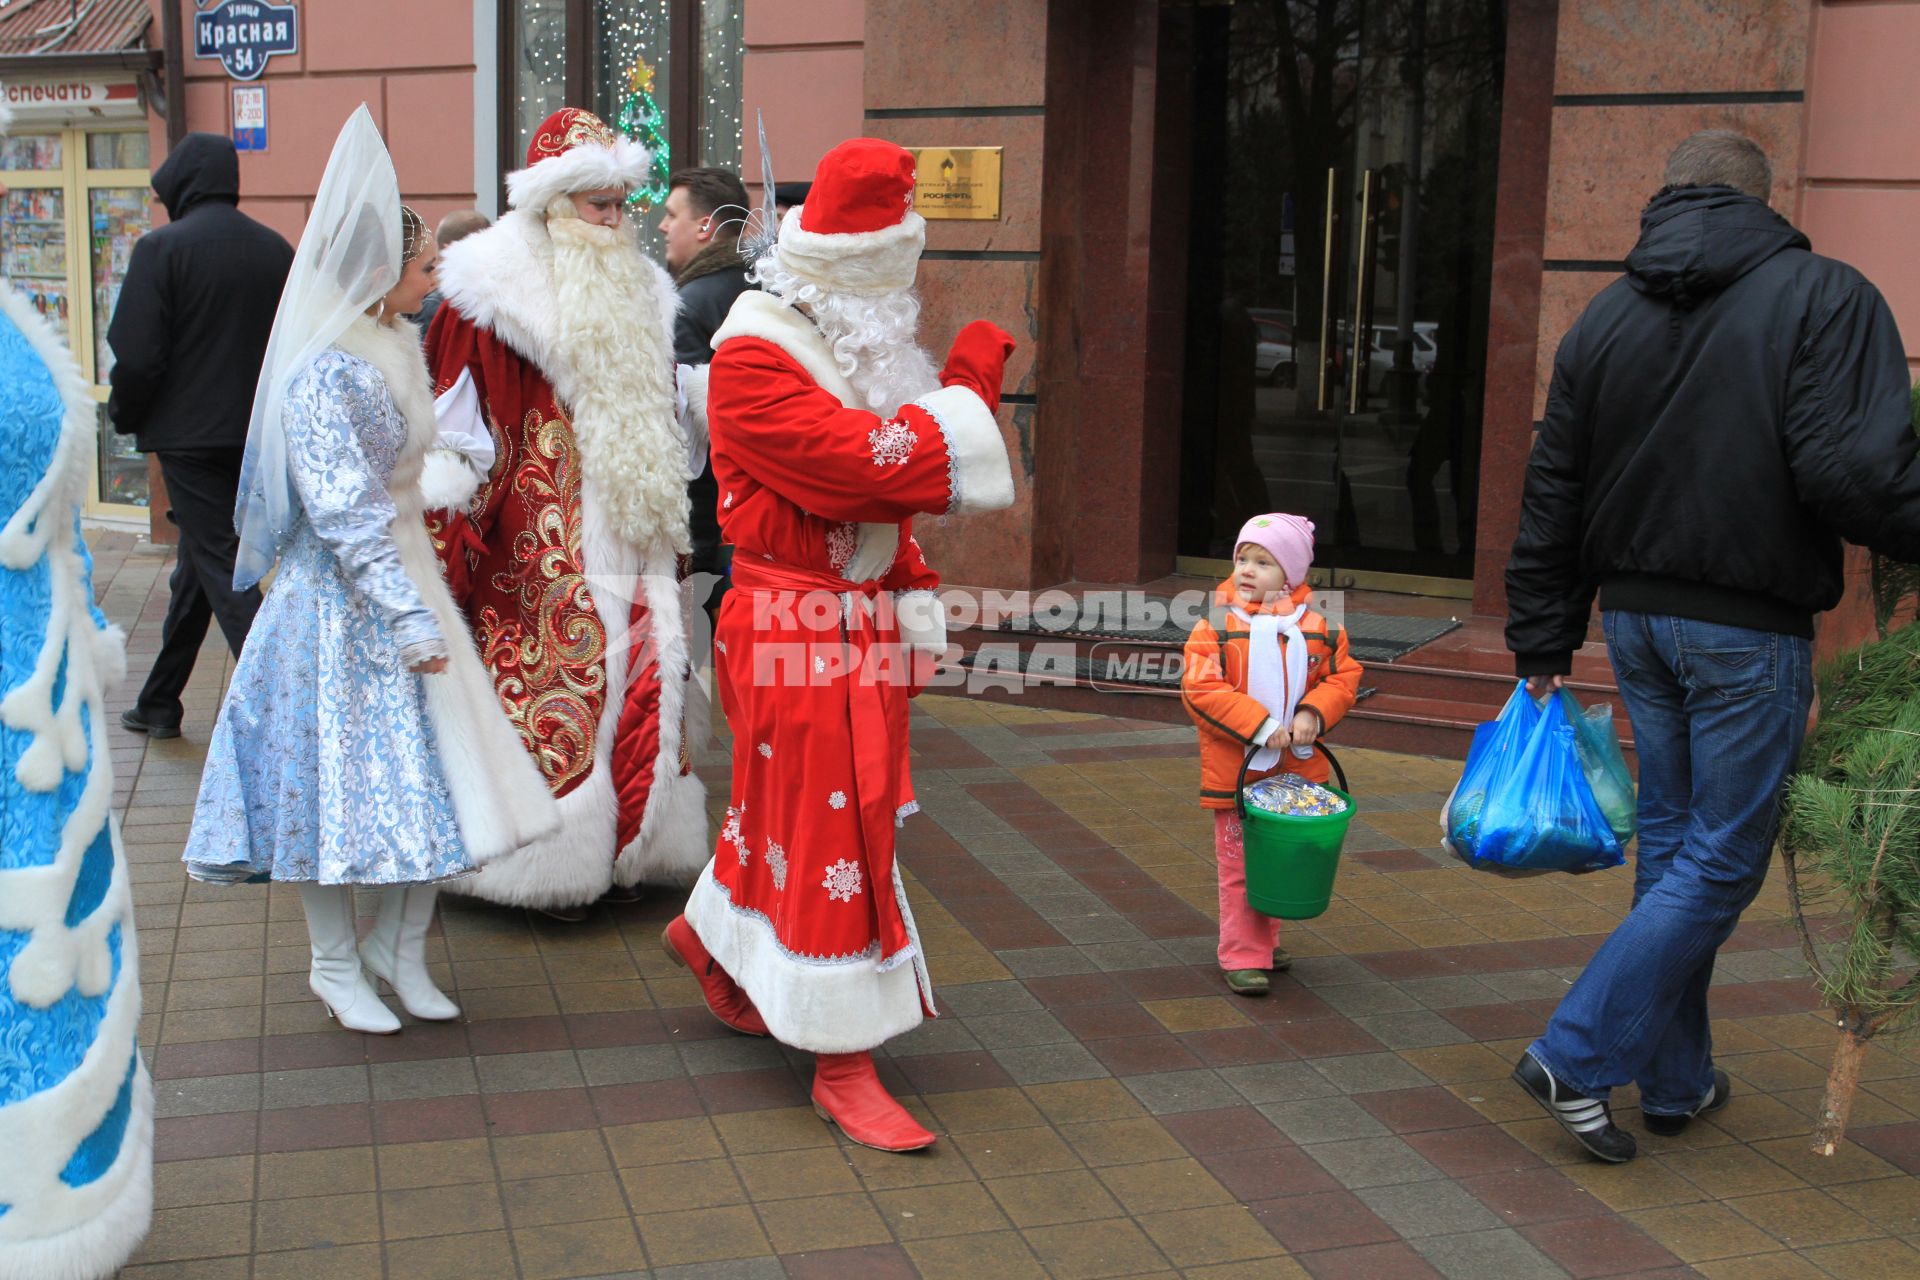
[1315,167,1337,414]
[1348,169,1378,414]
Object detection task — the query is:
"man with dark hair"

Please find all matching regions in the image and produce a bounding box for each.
[659,166,754,621]
[109,133,293,739]
[774,181,811,226]
[1505,129,1920,1163]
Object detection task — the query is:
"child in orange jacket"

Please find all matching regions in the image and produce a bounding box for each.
[1181,514,1361,995]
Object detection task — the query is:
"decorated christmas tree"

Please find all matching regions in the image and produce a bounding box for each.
[617,58,672,214]
[1779,382,1920,1156]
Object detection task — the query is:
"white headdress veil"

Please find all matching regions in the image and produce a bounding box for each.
[233,105,400,589]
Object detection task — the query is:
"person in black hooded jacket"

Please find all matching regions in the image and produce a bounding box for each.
[1505,131,1920,1163]
[108,133,293,739]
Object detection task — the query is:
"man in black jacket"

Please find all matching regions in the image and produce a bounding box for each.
[1505,131,1920,1163]
[109,134,293,738]
[658,165,753,623]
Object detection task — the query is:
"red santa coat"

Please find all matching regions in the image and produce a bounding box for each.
[422,210,709,908]
[683,291,1015,1053]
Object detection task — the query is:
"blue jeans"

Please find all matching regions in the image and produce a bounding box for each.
[1529,611,1812,1114]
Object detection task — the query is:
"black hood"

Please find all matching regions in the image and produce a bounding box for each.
[1625,186,1808,310]
[152,133,240,219]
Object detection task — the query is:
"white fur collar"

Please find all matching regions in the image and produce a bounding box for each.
[434,209,680,409]
[712,291,861,406]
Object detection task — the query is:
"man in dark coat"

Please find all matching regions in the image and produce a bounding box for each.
[1505,130,1920,1163]
[657,166,753,622]
[108,133,293,738]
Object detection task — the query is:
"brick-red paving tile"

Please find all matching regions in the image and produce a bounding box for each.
[1251,1189,1401,1252]
[1520,1217,1686,1278]
[259,1102,373,1152]
[374,1094,490,1144]
[1355,1086,1487,1133]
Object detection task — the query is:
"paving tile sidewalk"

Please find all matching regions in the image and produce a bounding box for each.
[90,531,1920,1280]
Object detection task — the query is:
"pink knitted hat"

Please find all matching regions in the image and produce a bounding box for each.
[1235,513,1316,586]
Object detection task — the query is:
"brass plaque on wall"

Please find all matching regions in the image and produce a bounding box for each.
[910,147,1003,220]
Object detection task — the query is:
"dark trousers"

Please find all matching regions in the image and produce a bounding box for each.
[133,449,262,726]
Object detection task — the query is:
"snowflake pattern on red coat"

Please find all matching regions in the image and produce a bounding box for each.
[867,418,919,467]
[821,858,863,902]
[825,522,858,574]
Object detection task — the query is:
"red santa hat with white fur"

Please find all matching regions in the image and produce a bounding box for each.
[775,137,927,297]
[506,107,651,213]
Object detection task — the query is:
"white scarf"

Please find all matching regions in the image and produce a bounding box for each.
[1236,599,1310,773]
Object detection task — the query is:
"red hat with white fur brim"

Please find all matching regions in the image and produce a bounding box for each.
[775,137,927,297]
[506,107,651,213]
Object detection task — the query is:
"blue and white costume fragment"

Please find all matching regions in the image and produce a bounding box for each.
[0,261,152,1277]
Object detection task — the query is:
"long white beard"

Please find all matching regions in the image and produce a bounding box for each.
[547,214,690,554]
[759,265,941,413]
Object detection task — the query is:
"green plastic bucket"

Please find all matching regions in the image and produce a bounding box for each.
[1237,744,1356,920]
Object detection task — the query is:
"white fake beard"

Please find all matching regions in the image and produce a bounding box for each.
[546,211,690,554]
[760,265,941,413]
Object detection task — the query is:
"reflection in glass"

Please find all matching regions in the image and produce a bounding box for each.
[1177,0,1506,582]
[512,0,570,162]
[97,402,148,508]
[91,187,150,382]
[87,132,150,171]
[2,185,70,331]
[700,0,744,172]
[593,0,673,258]
[1,133,63,170]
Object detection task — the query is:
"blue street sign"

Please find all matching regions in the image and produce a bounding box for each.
[194,0,298,82]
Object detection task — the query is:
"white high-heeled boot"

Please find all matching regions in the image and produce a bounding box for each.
[360,885,459,1021]
[297,883,400,1034]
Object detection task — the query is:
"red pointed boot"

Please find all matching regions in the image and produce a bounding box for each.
[661,915,769,1036]
[811,1051,936,1152]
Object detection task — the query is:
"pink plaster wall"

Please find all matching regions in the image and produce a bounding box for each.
[159,0,477,239]
[1801,0,1920,367]
[741,0,865,188]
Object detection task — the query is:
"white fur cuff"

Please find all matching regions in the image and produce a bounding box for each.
[915,385,1015,515]
[895,589,947,657]
[419,449,483,513]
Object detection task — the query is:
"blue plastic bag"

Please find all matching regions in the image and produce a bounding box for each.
[1444,682,1625,873]
[1442,682,1539,856]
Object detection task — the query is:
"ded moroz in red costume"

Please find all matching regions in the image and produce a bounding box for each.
[668,138,1017,1152]
[421,108,709,910]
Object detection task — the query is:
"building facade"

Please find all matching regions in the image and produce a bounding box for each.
[2,0,1914,634]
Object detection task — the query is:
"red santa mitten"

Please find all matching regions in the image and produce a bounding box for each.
[940,320,1017,414]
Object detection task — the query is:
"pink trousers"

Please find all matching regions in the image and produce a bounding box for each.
[1214,810,1281,970]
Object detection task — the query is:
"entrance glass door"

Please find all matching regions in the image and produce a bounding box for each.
[1176,0,1507,591]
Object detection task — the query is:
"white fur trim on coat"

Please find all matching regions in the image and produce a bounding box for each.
[507,137,652,214]
[436,211,682,431]
[894,589,947,658]
[684,859,924,1054]
[910,384,1015,515]
[0,283,152,1280]
[418,449,482,513]
[775,205,926,298]
[332,318,561,868]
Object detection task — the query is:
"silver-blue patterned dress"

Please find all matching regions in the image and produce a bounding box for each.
[183,348,471,886]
